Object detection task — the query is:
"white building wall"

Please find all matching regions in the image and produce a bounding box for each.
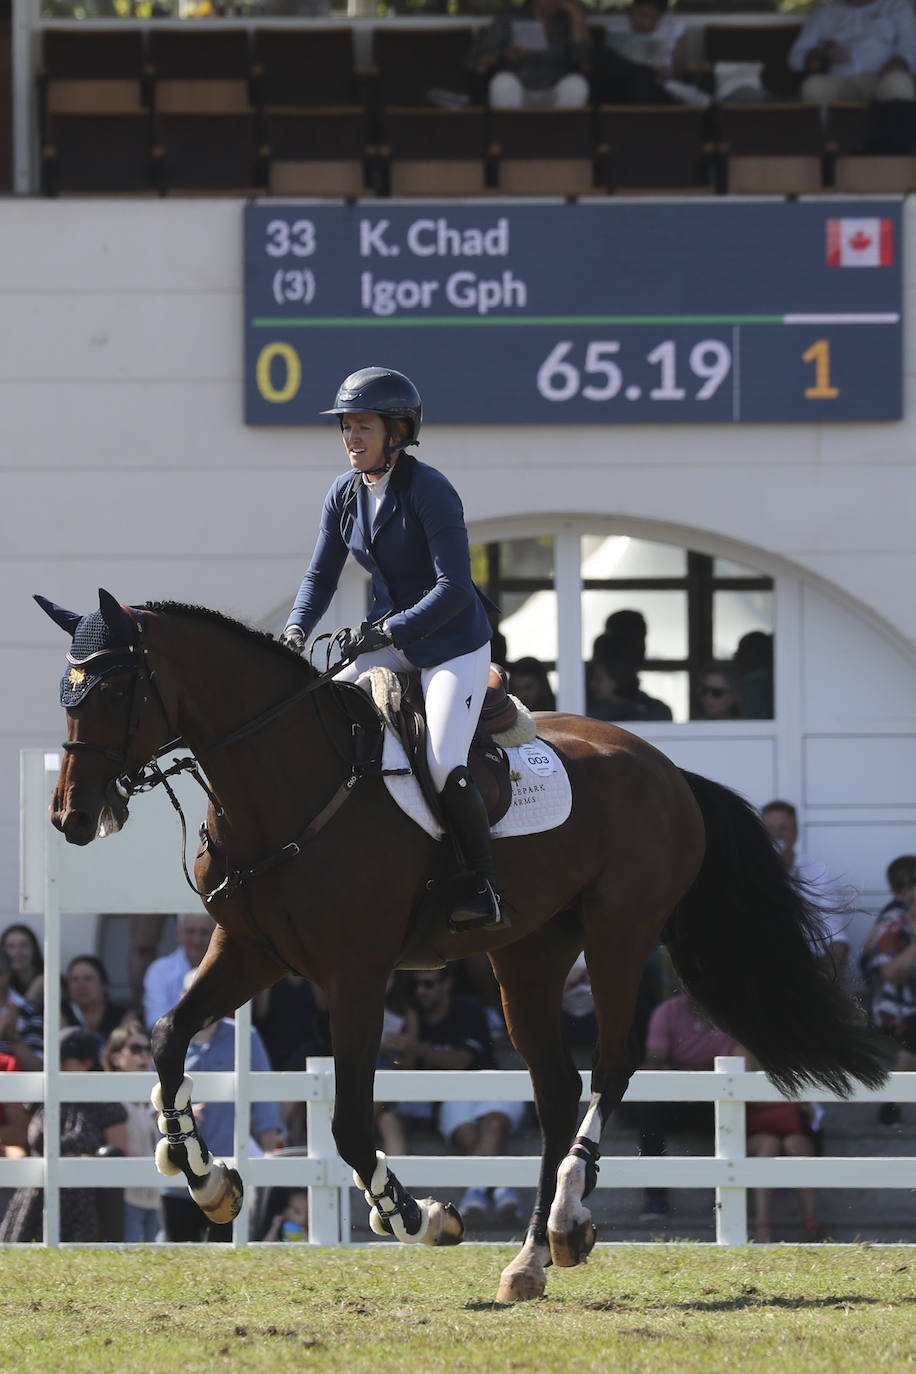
[3,196,916,967]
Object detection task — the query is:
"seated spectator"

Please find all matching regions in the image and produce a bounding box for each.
[508,656,557,713]
[62,954,130,1040]
[0,1050,28,1155]
[594,0,709,107]
[733,631,773,719]
[127,913,170,1015]
[562,952,597,1048]
[142,911,215,1031]
[388,970,524,1227]
[589,610,673,722]
[253,974,331,1148]
[869,872,916,1125]
[761,800,850,978]
[788,0,916,105]
[860,855,916,1006]
[0,1027,127,1243]
[694,664,744,720]
[161,973,284,1243]
[374,972,421,1158]
[746,1092,824,1243]
[468,0,592,110]
[1,923,44,1008]
[103,1022,160,1243]
[261,1187,310,1243]
[0,948,43,1071]
[626,991,740,1224]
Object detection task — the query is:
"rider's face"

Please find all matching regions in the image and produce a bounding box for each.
[341,412,388,479]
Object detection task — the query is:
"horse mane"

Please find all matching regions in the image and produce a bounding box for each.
[142,600,311,670]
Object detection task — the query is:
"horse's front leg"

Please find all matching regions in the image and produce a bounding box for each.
[326,976,464,1248]
[149,928,278,1227]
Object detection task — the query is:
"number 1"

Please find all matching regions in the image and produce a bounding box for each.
[802,340,839,399]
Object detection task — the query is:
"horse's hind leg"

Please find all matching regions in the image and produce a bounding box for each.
[150,925,280,1227]
[547,893,662,1269]
[488,922,584,1303]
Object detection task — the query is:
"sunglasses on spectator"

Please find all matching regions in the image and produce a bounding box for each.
[700,685,728,698]
[127,1042,150,1054]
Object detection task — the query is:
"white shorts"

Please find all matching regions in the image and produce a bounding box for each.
[337,641,491,794]
[437,1098,526,1143]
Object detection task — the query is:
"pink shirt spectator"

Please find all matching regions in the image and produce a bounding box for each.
[646,994,736,1069]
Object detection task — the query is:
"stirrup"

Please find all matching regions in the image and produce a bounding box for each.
[447,879,508,934]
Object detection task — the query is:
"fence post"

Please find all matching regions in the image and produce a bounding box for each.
[42,783,61,1247]
[306,1057,342,1245]
[714,1055,747,1245]
[233,999,252,1247]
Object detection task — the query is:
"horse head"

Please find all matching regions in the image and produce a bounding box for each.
[35,588,157,845]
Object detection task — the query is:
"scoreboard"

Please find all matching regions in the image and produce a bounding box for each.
[243,200,902,426]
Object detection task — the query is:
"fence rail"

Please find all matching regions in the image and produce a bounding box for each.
[3,1055,916,1247]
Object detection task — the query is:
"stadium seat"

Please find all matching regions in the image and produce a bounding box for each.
[42,110,154,196]
[371,26,476,111]
[252,27,360,109]
[263,108,369,197]
[596,106,712,193]
[155,111,266,195]
[38,29,147,138]
[490,108,595,196]
[148,28,252,114]
[379,107,489,196]
[716,102,824,194]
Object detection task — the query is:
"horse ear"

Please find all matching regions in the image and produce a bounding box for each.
[33,594,82,636]
[98,589,138,643]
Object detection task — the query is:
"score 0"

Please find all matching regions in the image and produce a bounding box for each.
[802,339,839,401]
[255,342,302,404]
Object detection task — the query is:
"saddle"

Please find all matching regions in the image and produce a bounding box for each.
[369,664,517,827]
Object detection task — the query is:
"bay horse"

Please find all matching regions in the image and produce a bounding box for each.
[38,590,886,1299]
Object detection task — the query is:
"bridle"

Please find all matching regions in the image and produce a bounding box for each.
[60,613,404,913]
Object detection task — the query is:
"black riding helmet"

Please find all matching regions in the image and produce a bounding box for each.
[322,367,422,473]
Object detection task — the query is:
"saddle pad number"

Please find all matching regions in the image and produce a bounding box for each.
[520,745,555,777]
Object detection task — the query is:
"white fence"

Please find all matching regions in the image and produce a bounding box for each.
[3,1056,916,1247]
[15,749,916,1247]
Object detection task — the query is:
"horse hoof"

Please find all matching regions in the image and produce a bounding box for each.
[422,1199,464,1246]
[496,1266,546,1303]
[195,1164,244,1225]
[548,1218,596,1268]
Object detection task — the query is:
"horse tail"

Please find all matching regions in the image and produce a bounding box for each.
[663,770,890,1098]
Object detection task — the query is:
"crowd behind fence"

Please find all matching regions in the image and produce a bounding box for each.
[3,1049,916,1247]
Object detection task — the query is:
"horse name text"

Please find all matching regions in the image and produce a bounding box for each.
[360,271,527,318]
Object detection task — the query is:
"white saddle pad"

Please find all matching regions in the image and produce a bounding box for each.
[381,731,572,841]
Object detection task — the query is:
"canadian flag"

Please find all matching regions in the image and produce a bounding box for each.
[826,218,894,267]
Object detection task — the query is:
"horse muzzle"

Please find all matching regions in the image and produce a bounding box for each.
[51,779,130,845]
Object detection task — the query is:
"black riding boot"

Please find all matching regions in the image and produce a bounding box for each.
[438,765,506,932]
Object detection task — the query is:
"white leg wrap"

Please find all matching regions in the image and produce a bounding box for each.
[151,1076,192,1113]
[155,1138,184,1177]
[353,1150,388,1196]
[354,1151,430,1244]
[190,1162,228,1207]
[151,1075,209,1178]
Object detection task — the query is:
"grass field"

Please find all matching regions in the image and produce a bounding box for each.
[2,1244,915,1374]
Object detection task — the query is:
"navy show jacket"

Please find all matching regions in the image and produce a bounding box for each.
[288,453,492,669]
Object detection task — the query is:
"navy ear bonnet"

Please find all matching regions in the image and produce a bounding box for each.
[34,592,139,707]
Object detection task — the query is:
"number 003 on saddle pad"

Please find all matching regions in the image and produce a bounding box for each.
[381,732,573,841]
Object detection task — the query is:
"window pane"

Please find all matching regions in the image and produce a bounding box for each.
[713,556,763,578]
[499,536,555,580]
[582,589,688,662]
[582,535,686,579]
[499,588,558,669]
[712,591,773,660]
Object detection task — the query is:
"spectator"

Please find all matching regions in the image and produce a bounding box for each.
[562,952,597,1048]
[860,855,916,1005]
[761,800,850,977]
[508,656,556,712]
[694,663,744,720]
[0,1050,28,1155]
[261,1187,310,1243]
[594,0,709,107]
[1,923,44,1008]
[374,972,420,1158]
[161,975,284,1243]
[489,625,509,672]
[388,970,524,1227]
[0,949,43,1071]
[253,974,331,1148]
[468,0,592,110]
[0,1027,127,1243]
[127,913,169,1016]
[62,954,130,1040]
[746,1092,825,1243]
[733,631,773,719]
[589,609,673,722]
[628,991,740,1224]
[869,874,916,1125]
[142,912,215,1030]
[103,1022,161,1243]
[788,0,916,104]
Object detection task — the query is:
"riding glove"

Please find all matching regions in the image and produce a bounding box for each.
[280,625,306,655]
[343,621,393,660]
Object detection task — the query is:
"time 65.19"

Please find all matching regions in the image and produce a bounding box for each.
[536,339,732,404]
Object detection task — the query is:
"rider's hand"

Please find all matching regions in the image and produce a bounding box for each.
[280,625,306,655]
[342,621,393,661]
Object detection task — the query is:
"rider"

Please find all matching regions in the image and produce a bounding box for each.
[280,365,504,933]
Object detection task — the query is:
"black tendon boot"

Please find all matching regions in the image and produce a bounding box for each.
[438,766,506,932]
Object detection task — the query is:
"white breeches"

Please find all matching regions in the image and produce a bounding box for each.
[337,641,492,794]
[488,71,590,109]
